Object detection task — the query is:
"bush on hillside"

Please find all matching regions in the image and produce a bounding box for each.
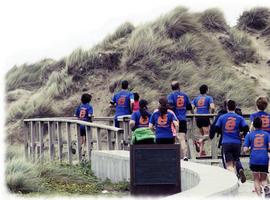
[152,7,200,39]
[237,7,270,32]
[99,22,135,49]
[198,8,228,33]
[6,158,42,193]
[6,59,55,91]
[261,25,270,36]
[219,30,257,63]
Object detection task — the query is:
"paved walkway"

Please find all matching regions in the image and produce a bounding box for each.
[238,181,258,198]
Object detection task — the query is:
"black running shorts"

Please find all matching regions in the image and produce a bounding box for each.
[179,120,187,133]
[196,117,210,128]
[222,143,241,163]
[250,164,269,173]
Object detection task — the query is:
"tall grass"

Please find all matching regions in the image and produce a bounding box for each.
[237,7,270,32]
[152,7,200,39]
[5,146,129,195]
[198,8,228,33]
[6,59,55,91]
[219,29,257,63]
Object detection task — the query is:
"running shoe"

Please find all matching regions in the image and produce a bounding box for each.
[238,169,246,183]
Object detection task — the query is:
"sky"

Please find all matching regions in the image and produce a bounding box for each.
[1,0,270,198]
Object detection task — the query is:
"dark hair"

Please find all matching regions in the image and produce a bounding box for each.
[81,93,92,104]
[121,80,128,89]
[139,99,148,119]
[256,96,269,111]
[253,117,262,129]
[171,81,180,90]
[199,84,208,94]
[134,92,140,101]
[158,97,168,116]
[227,100,236,111]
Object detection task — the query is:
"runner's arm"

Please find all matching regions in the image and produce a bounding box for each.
[210,103,215,114]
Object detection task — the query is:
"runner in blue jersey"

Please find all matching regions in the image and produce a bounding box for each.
[75,93,94,150]
[192,84,215,156]
[250,96,270,133]
[244,117,270,196]
[149,97,179,144]
[167,81,193,161]
[210,100,246,183]
[215,100,249,174]
[130,99,151,131]
[110,80,134,127]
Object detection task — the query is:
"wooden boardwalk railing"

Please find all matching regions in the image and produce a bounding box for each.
[23,118,123,164]
[24,114,251,164]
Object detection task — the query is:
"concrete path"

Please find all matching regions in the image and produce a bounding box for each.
[238,181,258,198]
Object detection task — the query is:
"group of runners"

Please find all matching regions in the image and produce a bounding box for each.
[75,80,270,196]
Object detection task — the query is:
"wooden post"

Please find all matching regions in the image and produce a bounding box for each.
[38,121,44,162]
[187,117,196,159]
[96,128,102,150]
[115,130,122,150]
[30,121,35,162]
[57,122,63,162]
[35,122,40,159]
[75,124,82,162]
[107,130,112,150]
[211,134,218,159]
[23,122,29,160]
[66,122,72,165]
[48,121,54,161]
[85,126,92,161]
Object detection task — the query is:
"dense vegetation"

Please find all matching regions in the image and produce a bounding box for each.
[6,7,267,143]
[6,146,129,195]
[5,6,270,196]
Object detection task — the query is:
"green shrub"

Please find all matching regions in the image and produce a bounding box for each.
[99,22,135,49]
[6,158,42,193]
[198,8,228,32]
[237,7,270,32]
[6,59,55,91]
[220,29,257,63]
[153,7,200,39]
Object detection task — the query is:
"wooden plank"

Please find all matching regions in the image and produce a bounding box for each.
[66,122,72,165]
[211,135,218,159]
[48,121,54,161]
[187,117,196,159]
[57,122,63,162]
[30,121,36,162]
[96,128,102,150]
[38,121,44,162]
[76,124,82,162]
[23,122,29,160]
[85,126,92,161]
[115,130,122,150]
[122,121,129,150]
[24,118,123,132]
[107,130,113,150]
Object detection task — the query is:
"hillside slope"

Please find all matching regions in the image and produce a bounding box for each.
[6,7,270,143]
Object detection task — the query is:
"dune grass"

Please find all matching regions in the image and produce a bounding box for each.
[5,6,263,144]
[5,146,129,195]
[198,8,228,33]
[237,7,270,32]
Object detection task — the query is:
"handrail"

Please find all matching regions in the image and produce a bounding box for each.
[23,118,121,132]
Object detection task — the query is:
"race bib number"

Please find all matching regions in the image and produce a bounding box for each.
[158,115,168,126]
[261,115,270,129]
[254,134,264,148]
[225,117,236,132]
[79,109,87,118]
[176,96,185,108]
[139,117,149,125]
[118,96,126,105]
[198,97,205,107]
